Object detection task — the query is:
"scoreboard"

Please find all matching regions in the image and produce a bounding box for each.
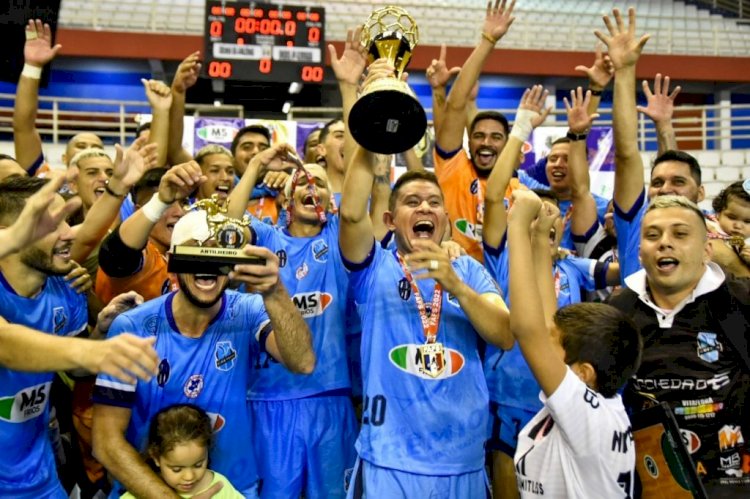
[204,1,326,83]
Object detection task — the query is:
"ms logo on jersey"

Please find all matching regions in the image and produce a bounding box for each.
[312,239,329,262]
[206,412,226,433]
[455,219,481,241]
[398,278,411,301]
[697,332,722,363]
[215,341,237,371]
[184,374,204,399]
[389,344,465,380]
[292,292,333,318]
[53,307,67,333]
[0,382,51,423]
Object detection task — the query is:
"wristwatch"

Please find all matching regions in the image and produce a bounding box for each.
[566,130,588,141]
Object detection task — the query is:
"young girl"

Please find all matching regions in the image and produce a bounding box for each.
[711,180,750,263]
[121,404,243,498]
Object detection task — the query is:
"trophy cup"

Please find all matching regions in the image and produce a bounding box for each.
[348,6,427,155]
[167,196,265,275]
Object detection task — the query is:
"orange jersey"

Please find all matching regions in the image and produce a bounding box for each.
[95,241,177,304]
[247,195,280,224]
[434,149,522,262]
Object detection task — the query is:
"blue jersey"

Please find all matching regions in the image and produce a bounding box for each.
[248,215,352,399]
[346,244,498,475]
[93,291,268,497]
[558,193,610,251]
[483,237,607,412]
[0,273,87,498]
[614,190,647,284]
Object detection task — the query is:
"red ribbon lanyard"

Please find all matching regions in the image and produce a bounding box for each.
[286,166,328,227]
[396,252,443,344]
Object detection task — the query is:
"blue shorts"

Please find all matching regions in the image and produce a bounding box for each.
[249,394,357,499]
[346,457,490,499]
[487,402,537,456]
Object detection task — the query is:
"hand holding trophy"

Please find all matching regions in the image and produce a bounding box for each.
[348,6,427,154]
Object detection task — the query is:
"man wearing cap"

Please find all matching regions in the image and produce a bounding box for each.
[92,202,315,499]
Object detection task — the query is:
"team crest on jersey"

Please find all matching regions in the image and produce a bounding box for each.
[680,429,701,454]
[292,291,333,318]
[697,332,722,363]
[183,374,204,398]
[206,412,225,433]
[143,315,158,335]
[215,341,237,371]
[276,250,288,268]
[312,239,329,262]
[389,344,464,380]
[296,262,309,280]
[53,307,67,333]
[157,359,170,387]
[398,278,411,301]
[0,381,51,423]
[643,455,659,478]
[455,219,481,240]
[469,178,480,195]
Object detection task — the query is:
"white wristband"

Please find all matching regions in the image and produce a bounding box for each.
[22,63,42,80]
[141,193,170,222]
[509,109,538,143]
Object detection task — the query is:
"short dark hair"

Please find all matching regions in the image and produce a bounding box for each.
[531,188,559,206]
[712,180,750,214]
[318,118,344,145]
[555,303,643,398]
[132,167,167,206]
[652,150,702,186]
[469,111,510,137]
[389,170,443,212]
[230,125,271,155]
[135,121,151,138]
[0,176,48,224]
[551,137,571,147]
[146,404,213,462]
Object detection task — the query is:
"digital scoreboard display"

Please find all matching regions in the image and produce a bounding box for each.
[204,1,325,83]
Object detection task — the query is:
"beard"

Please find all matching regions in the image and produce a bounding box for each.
[177,273,228,309]
[20,247,73,276]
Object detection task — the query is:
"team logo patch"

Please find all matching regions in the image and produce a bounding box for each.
[389,344,464,380]
[276,250,288,268]
[470,178,480,195]
[183,374,204,398]
[455,219,481,240]
[296,262,309,280]
[215,341,237,371]
[143,315,158,335]
[206,412,226,433]
[446,293,460,307]
[312,239,329,262]
[680,429,701,454]
[719,425,744,451]
[53,307,67,334]
[0,382,51,423]
[644,455,659,478]
[719,453,742,477]
[697,331,722,363]
[398,278,411,301]
[292,291,333,318]
[157,359,170,387]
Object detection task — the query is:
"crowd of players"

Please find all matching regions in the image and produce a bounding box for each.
[1,2,749,498]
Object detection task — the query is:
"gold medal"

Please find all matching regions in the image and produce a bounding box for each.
[417,342,446,378]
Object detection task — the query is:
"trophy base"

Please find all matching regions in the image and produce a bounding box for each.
[168,245,266,276]
[349,81,427,155]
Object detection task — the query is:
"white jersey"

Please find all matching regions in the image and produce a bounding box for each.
[514,368,635,498]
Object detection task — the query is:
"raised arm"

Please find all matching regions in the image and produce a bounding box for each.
[339,145,376,263]
[168,52,201,166]
[141,79,173,167]
[437,0,515,153]
[13,19,61,171]
[507,190,566,396]
[425,44,461,134]
[636,73,681,155]
[483,85,549,248]
[531,201,562,329]
[596,7,650,213]
[564,87,600,236]
[370,153,393,241]
[574,43,614,118]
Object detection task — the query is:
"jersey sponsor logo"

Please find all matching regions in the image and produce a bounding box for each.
[680,429,701,454]
[696,461,707,476]
[719,453,742,477]
[53,306,67,333]
[311,239,329,262]
[296,262,309,280]
[397,278,411,301]
[183,374,204,398]
[612,428,633,454]
[696,331,722,363]
[143,315,159,335]
[675,397,723,420]
[0,381,51,423]
[583,388,600,409]
[470,178,480,195]
[292,291,333,318]
[206,412,225,433]
[516,477,544,495]
[632,371,731,392]
[215,341,237,371]
[276,250,288,268]
[196,125,236,143]
[389,344,464,380]
[644,455,659,478]
[719,425,744,451]
[157,359,170,387]
[455,219,481,241]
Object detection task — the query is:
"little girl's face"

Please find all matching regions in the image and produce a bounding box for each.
[718,198,750,239]
[155,441,210,495]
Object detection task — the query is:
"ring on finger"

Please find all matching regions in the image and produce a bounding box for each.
[429,259,439,271]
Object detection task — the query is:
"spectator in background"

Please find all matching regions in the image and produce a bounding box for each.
[709,180,750,272]
[303,127,322,164]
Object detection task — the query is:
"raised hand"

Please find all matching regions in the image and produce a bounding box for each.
[141,79,173,111]
[426,44,461,89]
[594,7,650,70]
[109,136,154,192]
[172,51,201,94]
[404,239,463,295]
[24,19,61,67]
[483,0,517,43]
[328,26,368,86]
[158,160,205,203]
[361,58,396,89]
[564,87,600,134]
[250,143,299,173]
[508,189,543,225]
[532,200,561,236]
[636,73,681,126]
[95,291,144,335]
[518,84,551,128]
[574,43,614,91]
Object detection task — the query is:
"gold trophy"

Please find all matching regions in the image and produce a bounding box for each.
[348,6,427,154]
[167,196,264,275]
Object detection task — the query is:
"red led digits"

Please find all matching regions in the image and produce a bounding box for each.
[259,59,272,74]
[301,66,324,82]
[308,27,320,43]
[208,61,232,78]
